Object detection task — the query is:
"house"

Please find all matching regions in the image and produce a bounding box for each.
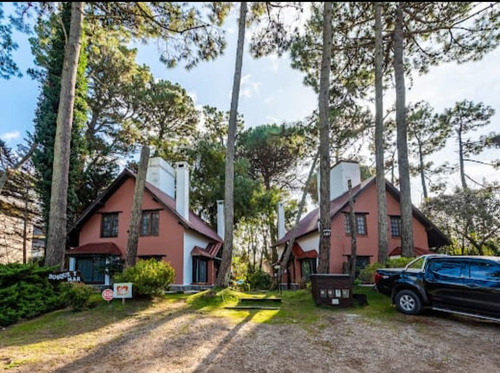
[275,160,450,287]
[0,170,44,264]
[67,158,223,289]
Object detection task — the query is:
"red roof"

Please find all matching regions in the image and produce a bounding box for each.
[67,242,122,256]
[191,246,214,258]
[389,246,433,257]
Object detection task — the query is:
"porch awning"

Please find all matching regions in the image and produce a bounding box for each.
[67,242,122,256]
[191,246,213,258]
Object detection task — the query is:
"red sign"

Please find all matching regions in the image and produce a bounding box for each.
[102,289,114,302]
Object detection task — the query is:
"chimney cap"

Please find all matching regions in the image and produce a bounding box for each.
[330,159,359,170]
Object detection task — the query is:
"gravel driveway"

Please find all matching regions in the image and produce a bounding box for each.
[6,298,499,373]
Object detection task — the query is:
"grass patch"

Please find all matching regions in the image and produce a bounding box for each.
[351,285,399,319]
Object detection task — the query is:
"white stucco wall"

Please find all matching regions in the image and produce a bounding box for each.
[297,232,320,253]
[183,230,211,285]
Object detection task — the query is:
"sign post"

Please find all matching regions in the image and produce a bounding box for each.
[113,283,133,305]
[102,288,114,304]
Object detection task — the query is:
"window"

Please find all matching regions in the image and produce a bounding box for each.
[141,211,159,236]
[300,259,317,281]
[470,261,500,282]
[75,256,106,284]
[390,216,401,237]
[101,213,119,237]
[344,214,367,235]
[429,260,464,278]
[193,257,208,283]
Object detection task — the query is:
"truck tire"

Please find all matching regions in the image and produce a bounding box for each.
[395,289,422,315]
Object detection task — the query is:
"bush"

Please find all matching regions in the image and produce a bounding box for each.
[0,263,66,326]
[60,282,95,311]
[246,269,271,290]
[358,257,417,284]
[115,259,175,297]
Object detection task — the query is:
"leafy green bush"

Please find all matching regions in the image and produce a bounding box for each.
[114,259,175,297]
[247,269,271,290]
[60,282,95,311]
[358,257,417,284]
[0,263,66,326]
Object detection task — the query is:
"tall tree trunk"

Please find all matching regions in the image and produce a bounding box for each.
[318,1,333,274]
[375,2,388,264]
[393,2,414,258]
[45,2,84,269]
[126,145,150,267]
[216,2,247,287]
[418,143,428,199]
[458,125,467,190]
[348,180,357,283]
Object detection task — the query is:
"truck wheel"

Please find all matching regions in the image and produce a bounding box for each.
[395,289,422,315]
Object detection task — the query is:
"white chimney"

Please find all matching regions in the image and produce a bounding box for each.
[175,162,190,221]
[330,161,361,201]
[277,202,285,239]
[217,200,225,238]
[146,157,175,198]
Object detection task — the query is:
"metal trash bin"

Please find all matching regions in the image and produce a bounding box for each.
[310,274,353,307]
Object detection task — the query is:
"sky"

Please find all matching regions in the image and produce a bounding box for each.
[1,4,499,208]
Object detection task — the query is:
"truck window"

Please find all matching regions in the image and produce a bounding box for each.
[406,256,425,270]
[429,260,464,278]
[470,261,500,282]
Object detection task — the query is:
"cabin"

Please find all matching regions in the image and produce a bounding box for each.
[67,158,223,290]
[275,161,450,287]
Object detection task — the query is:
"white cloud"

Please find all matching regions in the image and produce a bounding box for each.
[229,74,262,99]
[0,131,20,141]
[264,95,275,104]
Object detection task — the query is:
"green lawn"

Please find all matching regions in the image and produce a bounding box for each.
[0,285,398,370]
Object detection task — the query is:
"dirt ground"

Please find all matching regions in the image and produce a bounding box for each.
[3,299,500,373]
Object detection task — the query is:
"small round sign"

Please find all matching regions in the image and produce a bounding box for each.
[102,288,114,302]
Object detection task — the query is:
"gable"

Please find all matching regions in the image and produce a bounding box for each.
[70,169,221,244]
[276,177,450,247]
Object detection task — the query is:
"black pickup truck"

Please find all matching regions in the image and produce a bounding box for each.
[375,254,500,321]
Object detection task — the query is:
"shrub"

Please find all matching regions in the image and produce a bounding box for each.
[115,259,175,297]
[0,263,66,326]
[247,269,271,290]
[358,257,417,284]
[60,282,95,311]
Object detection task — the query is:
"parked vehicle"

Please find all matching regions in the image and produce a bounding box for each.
[374,255,500,321]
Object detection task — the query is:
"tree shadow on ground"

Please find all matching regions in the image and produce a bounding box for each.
[0,296,183,348]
